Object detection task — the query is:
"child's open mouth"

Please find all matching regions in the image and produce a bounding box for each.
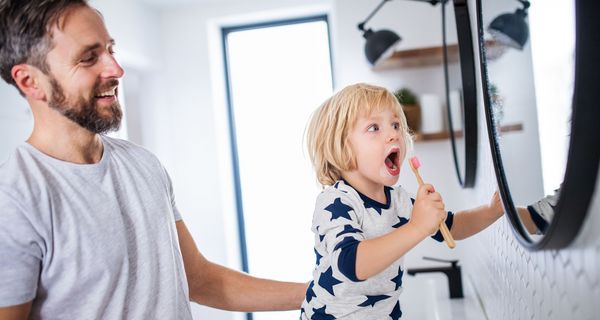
[384,148,401,176]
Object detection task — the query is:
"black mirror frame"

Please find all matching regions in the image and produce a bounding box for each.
[443,0,478,188]
[477,0,600,250]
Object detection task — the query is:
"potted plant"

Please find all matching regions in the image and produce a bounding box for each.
[394,87,421,133]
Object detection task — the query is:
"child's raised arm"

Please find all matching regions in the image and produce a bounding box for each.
[448,191,504,240]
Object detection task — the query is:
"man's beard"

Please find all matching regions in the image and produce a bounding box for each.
[48,77,123,135]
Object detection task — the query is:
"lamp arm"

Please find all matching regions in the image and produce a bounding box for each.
[357,0,448,32]
[518,0,530,10]
[357,0,392,32]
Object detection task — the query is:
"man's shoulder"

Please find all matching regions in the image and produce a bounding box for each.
[102,136,160,163]
[0,145,31,185]
[102,135,151,154]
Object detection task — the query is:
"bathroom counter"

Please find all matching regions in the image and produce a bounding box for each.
[401,273,487,320]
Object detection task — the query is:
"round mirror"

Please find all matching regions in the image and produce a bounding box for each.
[477,0,600,249]
[443,0,478,188]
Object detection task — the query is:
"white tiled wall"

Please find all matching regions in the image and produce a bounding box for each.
[463,169,600,319]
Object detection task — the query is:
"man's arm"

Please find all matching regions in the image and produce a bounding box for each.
[176,221,307,311]
[0,301,32,320]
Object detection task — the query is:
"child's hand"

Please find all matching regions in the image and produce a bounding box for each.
[489,191,504,219]
[409,183,447,237]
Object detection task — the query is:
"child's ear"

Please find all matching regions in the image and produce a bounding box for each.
[11,64,47,100]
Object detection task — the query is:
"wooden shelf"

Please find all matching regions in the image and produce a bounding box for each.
[413,123,523,142]
[373,40,505,71]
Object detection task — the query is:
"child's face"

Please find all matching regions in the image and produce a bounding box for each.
[346,108,406,189]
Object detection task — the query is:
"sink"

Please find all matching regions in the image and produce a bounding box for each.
[400,273,487,320]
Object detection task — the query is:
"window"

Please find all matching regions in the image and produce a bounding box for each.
[222,16,333,320]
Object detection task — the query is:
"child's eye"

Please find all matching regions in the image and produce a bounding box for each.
[367,124,379,132]
[392,122,401,130]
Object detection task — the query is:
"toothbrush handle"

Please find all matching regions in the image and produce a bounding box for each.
[411,167,456,249]
[439,222,456,249]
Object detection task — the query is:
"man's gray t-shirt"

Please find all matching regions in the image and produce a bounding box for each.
[0,136,193,319]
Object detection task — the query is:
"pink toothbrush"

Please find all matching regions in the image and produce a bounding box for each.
[408,156,456,249]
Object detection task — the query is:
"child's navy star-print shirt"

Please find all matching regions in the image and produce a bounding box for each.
[301,180,453,320]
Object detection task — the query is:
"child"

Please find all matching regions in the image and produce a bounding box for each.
[517,186,560,235]
[301,83,503,319]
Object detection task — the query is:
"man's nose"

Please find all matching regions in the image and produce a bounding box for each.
[100,54,125,79]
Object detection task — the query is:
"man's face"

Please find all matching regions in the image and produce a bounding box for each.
[43,5,124,134]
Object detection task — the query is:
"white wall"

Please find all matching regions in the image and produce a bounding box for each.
[0,84,31,163]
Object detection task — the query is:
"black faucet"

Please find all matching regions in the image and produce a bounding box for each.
[406,256,464,299]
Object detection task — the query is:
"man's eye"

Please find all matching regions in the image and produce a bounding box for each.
[367,124,379,132]
[81,54,97,64]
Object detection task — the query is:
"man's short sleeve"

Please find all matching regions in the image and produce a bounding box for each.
[161,167,182,221]
[0,191,43,307]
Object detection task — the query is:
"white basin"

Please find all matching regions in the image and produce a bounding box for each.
[400,273,487,320]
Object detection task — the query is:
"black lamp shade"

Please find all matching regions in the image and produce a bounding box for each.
[363,29,401,65]
[488,9,529,50]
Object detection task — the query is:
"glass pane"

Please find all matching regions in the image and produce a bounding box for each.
[226,19,333,320]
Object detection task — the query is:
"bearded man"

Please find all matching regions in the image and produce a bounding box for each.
[0,1,306,319]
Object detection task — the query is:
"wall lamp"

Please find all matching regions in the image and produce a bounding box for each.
[357,0,446,65]
[488,0,530,50]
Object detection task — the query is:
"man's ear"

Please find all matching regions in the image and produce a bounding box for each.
[11,64,47,100]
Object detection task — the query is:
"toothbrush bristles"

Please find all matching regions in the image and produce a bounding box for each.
[410,156,421,169]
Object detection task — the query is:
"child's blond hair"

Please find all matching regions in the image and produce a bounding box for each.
[306,83,413,186]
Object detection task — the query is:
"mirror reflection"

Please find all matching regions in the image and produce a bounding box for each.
[443,0,477,188]
[481,0,575,242]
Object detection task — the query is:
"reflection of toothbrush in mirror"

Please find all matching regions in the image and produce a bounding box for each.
[408,156,456,249]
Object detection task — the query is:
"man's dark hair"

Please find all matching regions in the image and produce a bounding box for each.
[0,0,88,95]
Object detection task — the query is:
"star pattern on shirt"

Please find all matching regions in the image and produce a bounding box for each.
[336,224,363,237]
[364,200,383,215]
[325,198,353,221]
[389,301,402,320]
[316,226,326,242]
[318,267,342,296]
[311,306,335,320]
[391,265,404,290]
[306,281,317,303]
[333,236,358,251]
[333,181,348,193]
[314,248,323,266]
[357,294,391,307]
[392,216,409,228]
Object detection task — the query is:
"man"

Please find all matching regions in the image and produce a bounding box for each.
[0,1,307,318]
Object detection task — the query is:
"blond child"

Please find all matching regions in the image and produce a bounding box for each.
[301,83,503,319]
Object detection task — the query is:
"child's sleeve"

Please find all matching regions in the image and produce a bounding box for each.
[527,186,560,234]
[313,192,365,282]
[430,211,454,242]
[408,197,455,242]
